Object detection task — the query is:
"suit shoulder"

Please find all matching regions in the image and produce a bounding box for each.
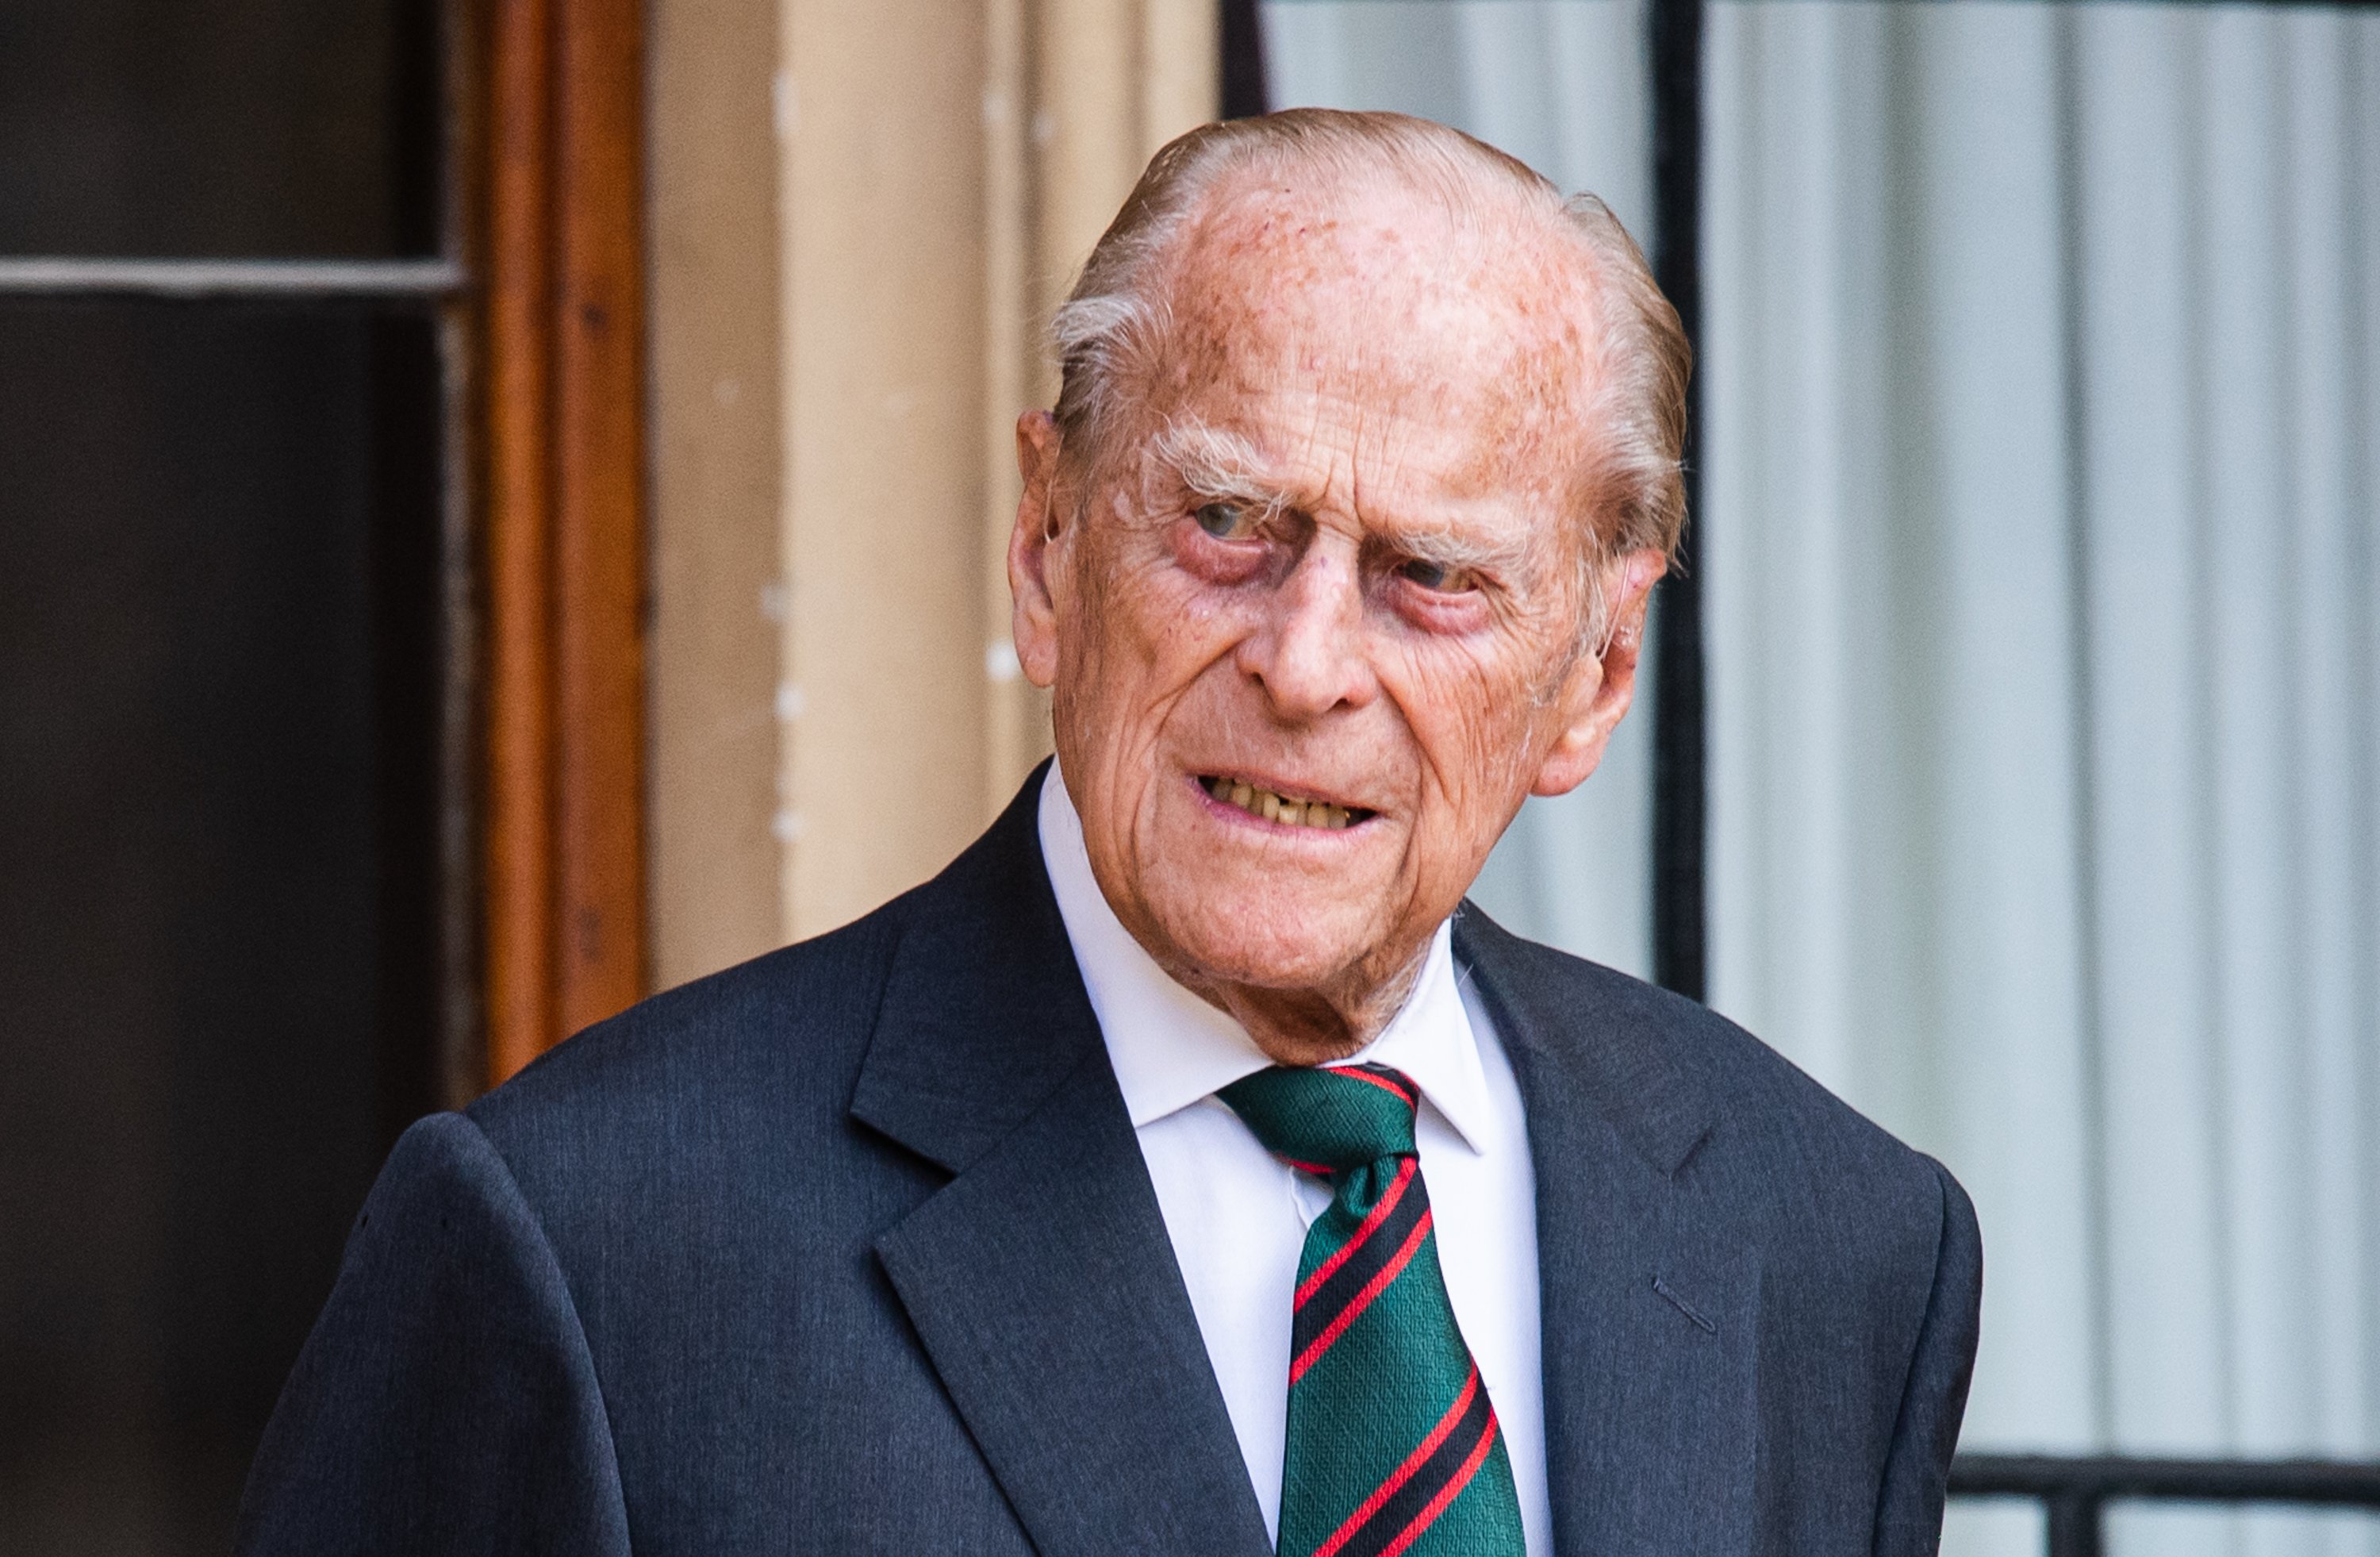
[1460,912,1956,1238]
[466,899,910,1167]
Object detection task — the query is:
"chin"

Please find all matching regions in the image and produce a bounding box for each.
[1149,892,1384,994]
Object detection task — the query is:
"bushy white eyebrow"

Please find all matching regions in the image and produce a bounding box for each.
[1389,523,1538,584]
[1143,416,1550,593]
[1146,419,1290,516]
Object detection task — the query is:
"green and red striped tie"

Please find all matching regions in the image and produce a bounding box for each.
[1219,1063,1526,1557]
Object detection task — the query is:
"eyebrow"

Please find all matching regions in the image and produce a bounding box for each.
[1391,522,1539,583]
[1147,418,1291,514]
[1144,415,1549,587]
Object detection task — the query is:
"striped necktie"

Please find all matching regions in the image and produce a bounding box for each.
[1219,1063,1526,1557]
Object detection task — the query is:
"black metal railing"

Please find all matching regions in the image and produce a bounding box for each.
[1952,1454,2380,1557]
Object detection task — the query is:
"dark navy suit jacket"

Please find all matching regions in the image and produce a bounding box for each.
[239,768,1981,1555]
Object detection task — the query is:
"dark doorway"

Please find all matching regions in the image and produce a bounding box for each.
[0,3,451,1551]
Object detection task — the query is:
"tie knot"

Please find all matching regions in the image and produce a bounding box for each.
[1218,1063,1419,1174]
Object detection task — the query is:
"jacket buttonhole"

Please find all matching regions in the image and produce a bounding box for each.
[1652,1274,1718,1335]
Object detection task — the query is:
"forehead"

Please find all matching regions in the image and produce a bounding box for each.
[1142,167,1600,507]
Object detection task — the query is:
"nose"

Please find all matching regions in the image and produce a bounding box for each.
[1235,538,1378,720]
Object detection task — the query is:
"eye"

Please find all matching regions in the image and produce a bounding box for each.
[1397,556,1476,593]
[1194,501,1254,540]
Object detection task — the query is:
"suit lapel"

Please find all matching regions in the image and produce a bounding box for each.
[854,768,1272,1557]
[1457,909,1759,1555]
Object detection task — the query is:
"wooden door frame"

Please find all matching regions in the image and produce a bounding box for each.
[481,0,647,1086]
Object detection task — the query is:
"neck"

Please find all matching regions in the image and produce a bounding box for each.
[1169,938,1433,1067]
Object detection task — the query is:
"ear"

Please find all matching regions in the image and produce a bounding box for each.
[1530,549,1667,798]
[1008,410,1069,688]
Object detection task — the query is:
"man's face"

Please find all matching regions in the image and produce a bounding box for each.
[1012,173,1662,1055]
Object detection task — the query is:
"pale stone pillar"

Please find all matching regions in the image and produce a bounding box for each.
[646,0,1217,973]
[777,0,994,940]
[985,0,1219,812]
[645,0,785,990]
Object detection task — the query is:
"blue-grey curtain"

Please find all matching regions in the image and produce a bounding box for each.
[1266,6,2380,1553]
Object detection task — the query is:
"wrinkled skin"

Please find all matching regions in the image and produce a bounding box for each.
[1010,167,1664,1064]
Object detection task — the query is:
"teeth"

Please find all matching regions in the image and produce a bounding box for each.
[1204,776,1357,831]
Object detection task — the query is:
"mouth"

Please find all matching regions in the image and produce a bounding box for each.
[1196,773,1376,832]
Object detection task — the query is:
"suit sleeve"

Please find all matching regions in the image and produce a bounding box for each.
[236,1112,633,1557]
[1871,1156,1984,1557]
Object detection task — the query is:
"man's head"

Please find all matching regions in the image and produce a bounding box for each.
[1008,110,1688,1062]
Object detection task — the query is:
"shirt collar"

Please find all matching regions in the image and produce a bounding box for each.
[1037,762,1496,1155]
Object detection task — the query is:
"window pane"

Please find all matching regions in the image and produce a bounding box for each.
[0,302,443,1553]
[1697,0,2380,1475]
[1265,0,2380,1499]
[2107,1502,2380,1557]
[0,0,441,257]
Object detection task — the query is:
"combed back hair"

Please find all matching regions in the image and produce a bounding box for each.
[1048,108,1691,577]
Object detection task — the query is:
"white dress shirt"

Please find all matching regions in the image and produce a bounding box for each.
[1038,766,1550,1555]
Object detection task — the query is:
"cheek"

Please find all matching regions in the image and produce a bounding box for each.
[1056,535,1256,735]
[1137,529,1268,659]
[1383,636,1558,827]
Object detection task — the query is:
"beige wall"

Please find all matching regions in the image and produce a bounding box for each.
[647,0,1217,986]
[647,0,785,989]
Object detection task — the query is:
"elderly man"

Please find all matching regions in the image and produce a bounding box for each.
[241,110,1979,1556]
